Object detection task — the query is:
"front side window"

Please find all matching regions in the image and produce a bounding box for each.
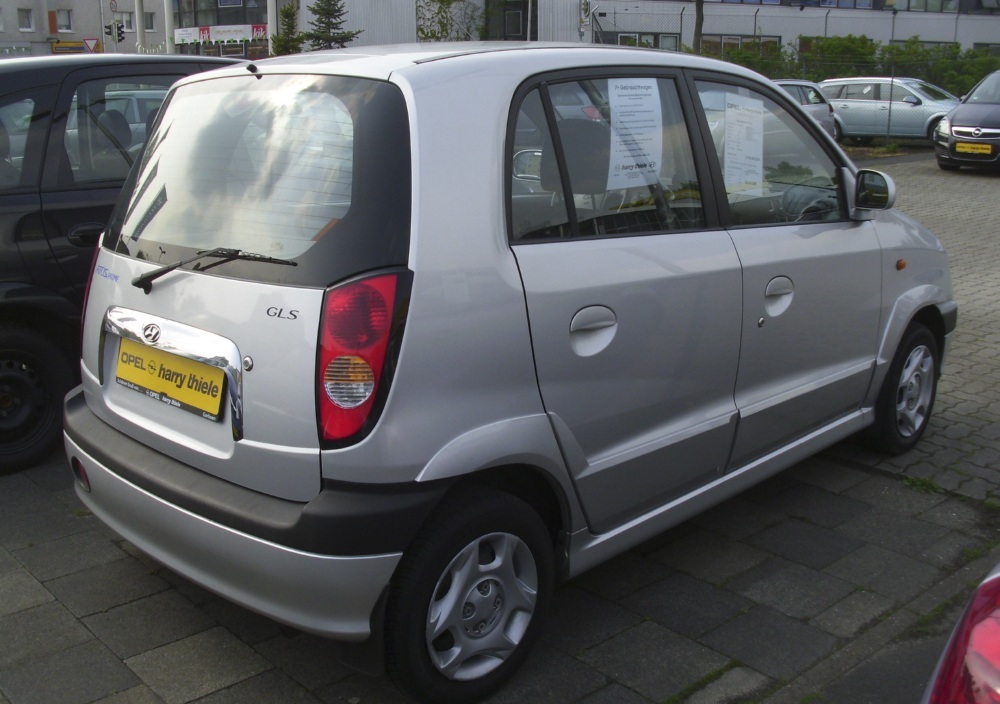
[696,80,844,226]
[510,76,705,241]
[888,83,918,103]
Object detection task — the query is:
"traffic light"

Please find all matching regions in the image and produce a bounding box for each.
[116,22,124,43]
[104,23,113,37]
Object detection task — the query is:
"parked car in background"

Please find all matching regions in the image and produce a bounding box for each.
[774,78,837,139]
[934,70,1000,171]
[820,76,959,142]
[0,54,242,473]
[921,561,1000,703]
[64,43,955,704]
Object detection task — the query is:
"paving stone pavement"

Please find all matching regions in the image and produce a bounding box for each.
[1,151,999,704]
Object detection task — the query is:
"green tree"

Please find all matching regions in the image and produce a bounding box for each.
[417,0,484,41]
[302,0,361,51]
[271,3,304,56]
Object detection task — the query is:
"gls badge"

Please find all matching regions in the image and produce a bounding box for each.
[267,307,299,320]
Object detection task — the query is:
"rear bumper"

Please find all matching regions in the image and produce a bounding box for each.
[63,387,447,640]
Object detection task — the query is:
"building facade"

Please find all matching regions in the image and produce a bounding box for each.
[1,0,997,60]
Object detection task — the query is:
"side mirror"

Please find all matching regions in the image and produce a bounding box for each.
[903,95,921,106]
[853,169,896,213]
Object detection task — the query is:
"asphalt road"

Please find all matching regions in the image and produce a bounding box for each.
[1,149,999,704]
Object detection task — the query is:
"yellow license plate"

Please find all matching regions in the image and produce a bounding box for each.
[956,142,993,155]
[116,337,225,421]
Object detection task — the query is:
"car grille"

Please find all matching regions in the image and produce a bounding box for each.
[953,126,1000,139]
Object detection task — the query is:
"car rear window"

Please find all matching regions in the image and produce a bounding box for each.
[105,73,411,287]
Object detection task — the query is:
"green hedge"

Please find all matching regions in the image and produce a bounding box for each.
[704,35,1000,96]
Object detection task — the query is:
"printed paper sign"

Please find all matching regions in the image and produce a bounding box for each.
[723,93,765,194]
[608,79,663,190]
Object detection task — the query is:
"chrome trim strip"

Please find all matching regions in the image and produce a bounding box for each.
[102,306,245,440]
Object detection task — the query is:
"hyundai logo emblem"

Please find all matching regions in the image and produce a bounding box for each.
[143,324,161,343]
[973,127,983,137]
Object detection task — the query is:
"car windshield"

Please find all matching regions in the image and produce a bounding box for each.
[967,73,1000,105]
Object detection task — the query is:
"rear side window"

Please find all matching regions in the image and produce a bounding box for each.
[509,76,705,241]
[106,74,411,287]
[0,97,42,191]
[59,77,180,186]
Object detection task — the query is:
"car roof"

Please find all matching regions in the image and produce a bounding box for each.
[821,76,923,83]
[200,41,765,88]
[0,54,241,95]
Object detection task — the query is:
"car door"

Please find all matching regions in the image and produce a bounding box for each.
[829,80,887,137]
[693,78,882,468]
[39,65,198,300]
[0,86,57,290]
[509,74,743,533]
[885,81,925,138]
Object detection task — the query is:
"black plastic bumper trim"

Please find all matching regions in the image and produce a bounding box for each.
[64,388,450,556]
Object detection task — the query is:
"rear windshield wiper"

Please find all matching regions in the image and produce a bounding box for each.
[131,247,296,294]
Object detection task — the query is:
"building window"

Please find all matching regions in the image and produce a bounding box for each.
[702,34,781,57]
[505,10,522,35]
[615,32,679,50]
[57,9,73,31]
[114,12,134,30]
[17,8,33,31]
[145,12,155,30]
[0,9,5,31]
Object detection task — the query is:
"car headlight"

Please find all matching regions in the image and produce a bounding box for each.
[936,116,951,137]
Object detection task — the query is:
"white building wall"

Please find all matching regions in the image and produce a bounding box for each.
[320,0,416,45]
[551,0,1000,50]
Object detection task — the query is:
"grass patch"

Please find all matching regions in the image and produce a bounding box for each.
[903,476,943,494]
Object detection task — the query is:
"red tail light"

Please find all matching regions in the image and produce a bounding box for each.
[927,574,1000,703]
[318,272,407,445]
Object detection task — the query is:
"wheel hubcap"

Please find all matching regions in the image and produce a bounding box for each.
[894,344,934,438]
[0,357,45,438]
[426,532,538,681]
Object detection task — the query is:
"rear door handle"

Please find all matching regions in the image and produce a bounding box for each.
[67,222,105,247]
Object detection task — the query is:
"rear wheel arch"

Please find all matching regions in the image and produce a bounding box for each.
[438,465,569,554]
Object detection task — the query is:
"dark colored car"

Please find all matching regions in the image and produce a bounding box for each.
[934,70,1000,171]
[1,54,241,472]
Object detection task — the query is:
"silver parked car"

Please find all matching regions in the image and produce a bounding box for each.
[820,76,959,142]
[64,43,956,704]
[775,78,837,139]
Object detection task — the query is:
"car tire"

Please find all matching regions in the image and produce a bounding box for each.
[866,322,939,455]
[0,324,76,473]
[927,119,941,142]
[833,121,843,143]
[937,160,960,171]
[385,487,554,704]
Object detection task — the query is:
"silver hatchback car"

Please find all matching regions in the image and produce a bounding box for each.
[64,43,956,704]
